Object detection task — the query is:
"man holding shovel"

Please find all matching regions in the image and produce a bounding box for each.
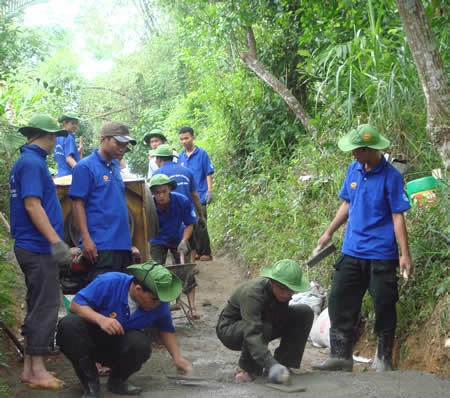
[312,124,413,372]
[10,114,72,390]
[148,173,200,320]
[216,259,314,384]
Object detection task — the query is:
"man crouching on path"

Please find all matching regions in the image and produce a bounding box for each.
[216,259,314,384]
[56,262,192,397]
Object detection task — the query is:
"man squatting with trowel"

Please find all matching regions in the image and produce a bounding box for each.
[312,124,414,372]
[56,262,192,397]
[216,259,314,384]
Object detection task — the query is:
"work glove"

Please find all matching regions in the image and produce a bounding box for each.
[205,191,214,204]
[177,241,188,254]
[197,216,206,230]
[51,240,72,269]
[268,363,290,384]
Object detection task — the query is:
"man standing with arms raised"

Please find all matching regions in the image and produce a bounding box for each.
[178,126,214,261]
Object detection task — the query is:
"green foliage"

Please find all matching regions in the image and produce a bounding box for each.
[396,180,449,335]
[0,17,50,80]
[0,229,18,326]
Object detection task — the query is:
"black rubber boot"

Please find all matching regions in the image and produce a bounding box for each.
[375,332,394,372]
[107,377,142,395]
[72,356,101,398]
[312,329,353,371]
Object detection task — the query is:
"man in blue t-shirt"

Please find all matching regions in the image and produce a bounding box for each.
[54,112,81,177]
[178,126,214,261]
[312,124,414,373]
[143,129,178,179]
[69,121,137,280]
[152,144,205,262]
[56,262,192,397]
[148,174,200,320]
[10,114,72,391]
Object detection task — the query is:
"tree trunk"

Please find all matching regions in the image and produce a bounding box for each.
[239,27,316,134]
[396,0,449,169]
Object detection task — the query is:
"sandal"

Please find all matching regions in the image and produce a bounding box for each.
[26,377,65,390]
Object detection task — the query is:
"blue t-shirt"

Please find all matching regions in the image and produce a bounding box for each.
[54,133,81,177]
[10,145,64,253]
[178,146,214,204]
[339,156,411,260]
[69,149,131,251]
[153,161,198,203]
[150,192,197,247]
[73,272,175,332]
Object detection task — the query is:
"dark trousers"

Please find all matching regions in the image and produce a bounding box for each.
[86,250,133,282]
[150,243,197,294]
[56,314,151,381]
[14,247,60,356]
[216,304,314,374]
[150,243,187,265]
[328,255,399,337]
[194,205,211,256]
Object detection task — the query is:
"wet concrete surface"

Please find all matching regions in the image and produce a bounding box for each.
[2,255,449,397]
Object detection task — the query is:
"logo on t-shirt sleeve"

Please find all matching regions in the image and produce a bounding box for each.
[350,182,357,189]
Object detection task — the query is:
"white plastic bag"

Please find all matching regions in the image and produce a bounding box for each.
[289,282,325,317]
[309,307,330,348]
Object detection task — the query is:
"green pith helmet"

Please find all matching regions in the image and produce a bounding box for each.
[58,112,80,123]
[128,262,182,302]
[143,129,167,144]
[18,114,67,137]
[154,144,173,157]
[148,173,177,190]
[338,124,390,152]
[260,259,310,292]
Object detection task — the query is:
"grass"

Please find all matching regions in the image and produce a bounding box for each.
[0,227,19,398]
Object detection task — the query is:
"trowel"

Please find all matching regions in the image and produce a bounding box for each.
[306,243,337,267]
[265,382,307,393]
[166,374,211,387]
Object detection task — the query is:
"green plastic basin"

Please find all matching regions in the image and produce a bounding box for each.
[406,176,437,206]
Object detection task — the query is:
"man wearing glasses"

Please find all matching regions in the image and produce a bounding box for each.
[69,121,137,281]
[56,262,192,397]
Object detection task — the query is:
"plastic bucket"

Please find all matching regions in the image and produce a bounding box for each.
[406,176,437,206]
[63,295,75,314]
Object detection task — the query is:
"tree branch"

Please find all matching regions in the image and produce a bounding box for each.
[240,26,315,133]
[83,99,152,121]
[79,86,131,99]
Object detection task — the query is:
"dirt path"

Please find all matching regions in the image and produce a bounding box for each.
[2,255,449,397]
